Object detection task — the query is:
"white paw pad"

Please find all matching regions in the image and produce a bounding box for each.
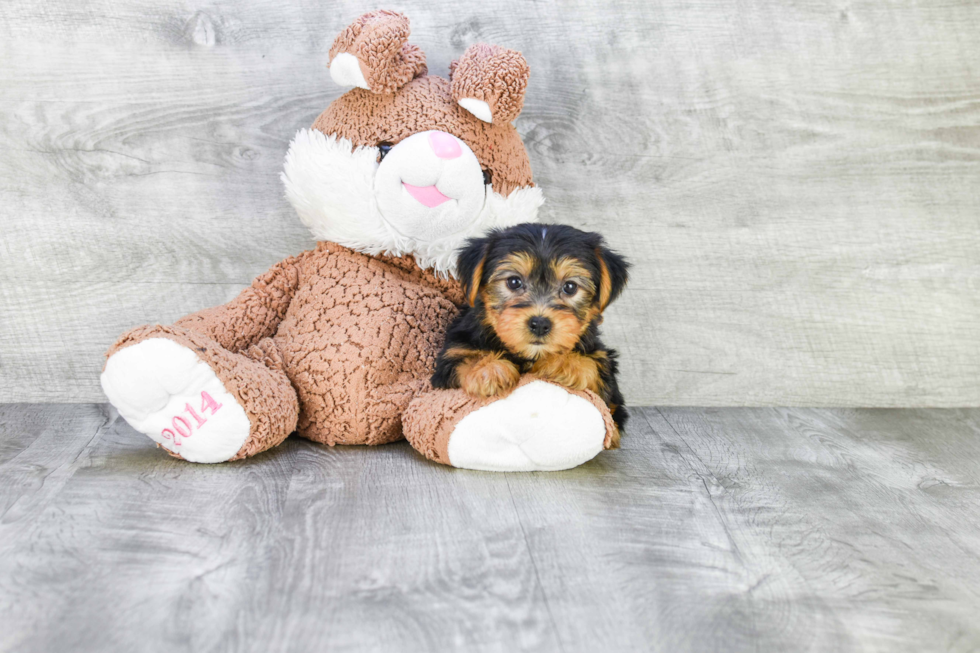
[447,381,607,472]
[100,338,251,463]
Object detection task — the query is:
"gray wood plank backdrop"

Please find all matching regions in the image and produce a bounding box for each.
[1,0,978,406]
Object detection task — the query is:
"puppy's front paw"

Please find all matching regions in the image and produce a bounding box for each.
[531,351,602,393]
[457,353,520,397]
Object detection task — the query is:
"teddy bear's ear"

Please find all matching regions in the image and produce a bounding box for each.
[328,10,427,95]
[450,44,529,124]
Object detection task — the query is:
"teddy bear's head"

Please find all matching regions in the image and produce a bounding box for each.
[282,10,542,275]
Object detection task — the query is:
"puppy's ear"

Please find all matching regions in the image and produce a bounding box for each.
[594,243,630,312]
[456,235,493,307]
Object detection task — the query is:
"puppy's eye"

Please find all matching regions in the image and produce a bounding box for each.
[506,276,523,291]
[482,169,493,186]
[377,142,393,162]
[562,281,578,296]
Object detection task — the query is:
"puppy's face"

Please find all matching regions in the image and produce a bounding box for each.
[482,251,597,358]
[458,224,629,359]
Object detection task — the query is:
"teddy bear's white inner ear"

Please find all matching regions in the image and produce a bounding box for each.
[330,52,370,90]
[458,98,493,124]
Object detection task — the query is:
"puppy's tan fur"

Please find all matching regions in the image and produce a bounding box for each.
[446,348,520,397]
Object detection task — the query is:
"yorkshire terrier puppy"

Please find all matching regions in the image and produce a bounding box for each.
[432,223,631,441]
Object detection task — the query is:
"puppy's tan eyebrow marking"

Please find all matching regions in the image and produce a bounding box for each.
[550,257,596,292]
[491,252,537,280]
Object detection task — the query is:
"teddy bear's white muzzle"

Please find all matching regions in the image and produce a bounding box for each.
[374,130,487,242]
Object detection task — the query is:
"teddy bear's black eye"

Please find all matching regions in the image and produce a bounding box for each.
[482,169,493,186]
[377,142,393,162]
[562,281,578,296]
[506,276,523,291]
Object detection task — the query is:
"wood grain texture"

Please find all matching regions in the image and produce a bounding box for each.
[2,404,980,652]
[1,0,979,405]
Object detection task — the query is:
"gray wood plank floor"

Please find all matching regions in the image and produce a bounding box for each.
[1,405,979,652]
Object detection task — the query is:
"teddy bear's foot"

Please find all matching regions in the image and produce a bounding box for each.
[101,338,253,463]
[102,325,299,463]
[449,381,607,471]
[404,377,616,472]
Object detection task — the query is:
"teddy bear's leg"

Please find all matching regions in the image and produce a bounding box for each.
[101,325,298,463]
[101,255,305,462]
[403,376,617,472]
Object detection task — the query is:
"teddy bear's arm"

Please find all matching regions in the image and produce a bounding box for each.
[404,376,618,470]
[172,254,307,354]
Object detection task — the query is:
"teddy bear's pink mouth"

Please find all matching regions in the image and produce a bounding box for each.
[403,182,452,208]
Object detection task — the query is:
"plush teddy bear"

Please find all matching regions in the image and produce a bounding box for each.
[100,10,618,472]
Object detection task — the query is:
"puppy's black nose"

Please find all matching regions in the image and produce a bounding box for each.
[527,316,552,337]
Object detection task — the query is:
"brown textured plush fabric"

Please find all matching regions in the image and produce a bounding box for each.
[312,76,532,198]
[328,10,427,95]
[402,375,619,466]
[274,243,462,446]
[174,254,309,353]
[450,44,530,125]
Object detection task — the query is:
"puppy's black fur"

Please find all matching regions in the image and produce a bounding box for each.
[432,223,630,433]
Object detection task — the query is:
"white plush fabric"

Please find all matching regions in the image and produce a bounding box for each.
[446,381,607,472]
[282,129,543,276]
[329,52,370,90]
[458,98,493,123]
[374,131,487,242]
[100,339,251,464]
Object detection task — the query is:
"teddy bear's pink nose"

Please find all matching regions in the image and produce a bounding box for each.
[428,131,462,159]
